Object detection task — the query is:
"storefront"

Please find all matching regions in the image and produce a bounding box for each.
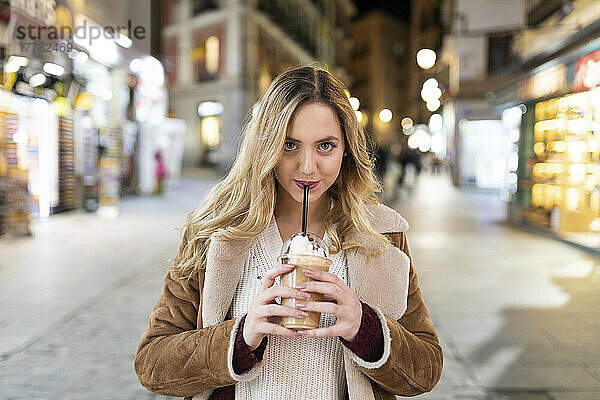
[70,14,171,211]
[0,51,72,236]
[0,101,30,235]
[443,100,507,190]
[493,40,600,252]
[0,6,77,235]
[71,51,121,216]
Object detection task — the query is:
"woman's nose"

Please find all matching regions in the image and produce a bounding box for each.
[299,148,317,175]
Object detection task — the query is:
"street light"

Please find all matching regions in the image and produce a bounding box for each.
[417,49,436,69]
[4,56,29,73]
[130,58,142,72]
[423,77,438,88]
[378,108,392,123]
[421,78,442,102]
[198,101,224,117]
[429,114,443,131]
[29,73,46,87]
[426,98,441,112]
[43,62,65,76]
[355,110,363,123]
[421,86,441,102]
[401,117,413,129]
[76,51,89,64]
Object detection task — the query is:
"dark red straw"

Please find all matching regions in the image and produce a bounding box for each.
[302,184,309,234]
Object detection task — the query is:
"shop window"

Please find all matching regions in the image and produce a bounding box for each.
[488,33,514,75]
[193,0,218,16]
[201,116,221,148]
[526,90,600,247]
[199,113,222,165]
[205,36,219,76]
[192,30,222,82]
[459,119,506,189]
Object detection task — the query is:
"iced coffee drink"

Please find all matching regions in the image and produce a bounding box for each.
[279,232,331,330]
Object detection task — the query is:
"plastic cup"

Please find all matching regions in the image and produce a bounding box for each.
[279,253,331,330]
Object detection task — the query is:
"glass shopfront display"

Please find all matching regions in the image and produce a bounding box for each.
[1,95,59,227]
[458,119,506,190]
[97,124,123,218]
[523,88,600,248]
[0,111,30,235]
[57,111,76,212]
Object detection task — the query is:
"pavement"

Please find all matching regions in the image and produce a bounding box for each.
[0,170,598,400]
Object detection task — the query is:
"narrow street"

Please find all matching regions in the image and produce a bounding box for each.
[1,171,598,399]
[392,175,600,400]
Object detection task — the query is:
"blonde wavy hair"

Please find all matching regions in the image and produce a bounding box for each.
[174,65,390,277]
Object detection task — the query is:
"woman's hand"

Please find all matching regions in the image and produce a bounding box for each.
[243,265,310,350]
[295,269,362,342]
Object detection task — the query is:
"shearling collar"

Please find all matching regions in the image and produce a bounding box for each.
[202,202,410,327]
[364,202,409,233]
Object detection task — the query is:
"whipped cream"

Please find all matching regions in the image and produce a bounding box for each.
[287,234,327,258]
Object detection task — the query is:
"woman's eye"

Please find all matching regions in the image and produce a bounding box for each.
[319,142,336,152]
[284,142,297,151]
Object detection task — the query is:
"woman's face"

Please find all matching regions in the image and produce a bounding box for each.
[275,102,345,206]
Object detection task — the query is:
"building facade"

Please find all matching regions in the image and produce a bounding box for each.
[160,0,355,172]
[349,10,409,147]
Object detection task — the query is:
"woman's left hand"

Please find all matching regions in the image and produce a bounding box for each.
[295,268,362,342]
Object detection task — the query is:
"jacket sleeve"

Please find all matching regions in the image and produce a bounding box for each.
[134,232,239,397]
[355,232,443,396]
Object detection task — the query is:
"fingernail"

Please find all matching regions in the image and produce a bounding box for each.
[296,302,306,308]
[296,330,307,335]
[305,269,313,274]
[297,283,307,289]
[283,264,294,269]
[295,311,308,318]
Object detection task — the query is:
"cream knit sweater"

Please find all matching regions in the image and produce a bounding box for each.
[227,214,348,400]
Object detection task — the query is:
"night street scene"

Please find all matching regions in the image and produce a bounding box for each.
[0,1,599,399]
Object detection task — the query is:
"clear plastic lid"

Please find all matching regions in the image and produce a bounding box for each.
[279,232,329,261]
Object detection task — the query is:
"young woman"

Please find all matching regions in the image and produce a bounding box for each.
[135,66,442,400]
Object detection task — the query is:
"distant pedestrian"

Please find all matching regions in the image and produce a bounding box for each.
[154,150,167,195]
[398,148,422,190]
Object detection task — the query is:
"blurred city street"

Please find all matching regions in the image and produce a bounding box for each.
[1,170,598,400]
[1,1,600,398]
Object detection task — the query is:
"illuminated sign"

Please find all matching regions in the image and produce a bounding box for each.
[573,48,600,92]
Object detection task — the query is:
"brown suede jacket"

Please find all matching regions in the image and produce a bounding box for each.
[135,206,443,400]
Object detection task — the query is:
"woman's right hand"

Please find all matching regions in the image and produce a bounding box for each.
[243,265,309,350]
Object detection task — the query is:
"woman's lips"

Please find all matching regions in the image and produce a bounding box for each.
[294,180,320,190]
